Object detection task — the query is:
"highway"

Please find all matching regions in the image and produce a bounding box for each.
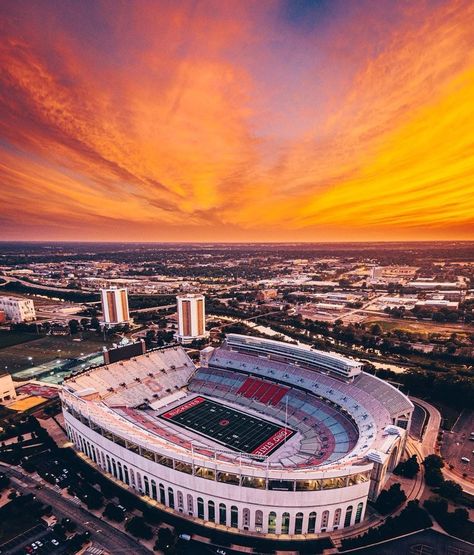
[0,462,153,555]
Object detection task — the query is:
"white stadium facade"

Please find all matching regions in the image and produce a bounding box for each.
[61,334,413,537]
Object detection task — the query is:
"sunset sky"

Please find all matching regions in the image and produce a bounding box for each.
[1,0,473,242]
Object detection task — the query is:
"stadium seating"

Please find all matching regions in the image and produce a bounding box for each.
[237,377,289,405]
[188,365,359,466]
[69,347,195,407]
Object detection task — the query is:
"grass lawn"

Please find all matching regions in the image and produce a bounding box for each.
[0,499,44,545]
[0,331,42,349]
[0,332,115,373]
[364,318,471,338]
[429,400,462,430]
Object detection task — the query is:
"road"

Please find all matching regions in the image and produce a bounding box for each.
[410,397,441,456]
[0,463,153,555]
[0,275,94,295]
[130,304,176,314]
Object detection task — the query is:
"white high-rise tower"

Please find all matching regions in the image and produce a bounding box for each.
[100,287,130,326]
[176,294,207,343]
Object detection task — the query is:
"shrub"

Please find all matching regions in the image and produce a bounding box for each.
[125,516,153,540]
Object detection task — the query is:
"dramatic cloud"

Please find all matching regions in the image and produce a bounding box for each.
[0,0,473,241]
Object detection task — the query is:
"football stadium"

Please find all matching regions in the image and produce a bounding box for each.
[61,334,414,536]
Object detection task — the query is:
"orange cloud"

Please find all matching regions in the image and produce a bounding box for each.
[0,0,473,241]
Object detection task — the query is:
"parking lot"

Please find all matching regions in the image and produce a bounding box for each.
[440,409,474,478]
[33,457,73,489]
[0,524,67,555]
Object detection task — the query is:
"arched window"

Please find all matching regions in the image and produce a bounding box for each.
[123,465,129,485]
[268,511,277,533]
[91,445,97,463]
[230,506,238,528]
[159,483,166,505]
[333,508,342,526]
[106,455,111,474]
[255,510,263,532]
[294,512,303,534]
[281,512,290,534]
[197,497,204,519]
[219,503,227,525]
[355,502,363,524]
[208,500,215,522]
[243,508,250,529]
[168,487,175,509]
[129,468,135,487]
[136,472,142,492]
[187,494,194,515]
[111,459,117,478]
[307,512,317,534]
[321,510,329,530]
[143,475,150,496]
[151,480,157,500]
[344,505,353,527]
[117,461,123,482]
[177,491,184,512]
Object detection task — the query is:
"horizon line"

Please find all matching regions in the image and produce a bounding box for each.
[0,239,473,245]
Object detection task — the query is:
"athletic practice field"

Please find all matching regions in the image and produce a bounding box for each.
[160,396,294,456]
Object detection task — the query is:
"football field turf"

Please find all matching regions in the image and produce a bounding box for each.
[160,396,294,456]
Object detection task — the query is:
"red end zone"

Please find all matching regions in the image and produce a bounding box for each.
[251,427,294,456]
[161,396,205,419]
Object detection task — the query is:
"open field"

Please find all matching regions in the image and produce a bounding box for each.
[429,400,462,430]
[0,331,42,349]
[363,317,473,337]
[0,333,114,374]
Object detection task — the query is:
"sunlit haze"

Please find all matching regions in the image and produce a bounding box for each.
[1,0,473,242]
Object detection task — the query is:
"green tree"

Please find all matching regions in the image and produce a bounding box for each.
[125,516,153,539]
[155,527,175,551]
[394,455,420,478]
[103,502,125,522]
[375,483,407,514]
[425,467,444,487]
[423,454,444,470]
[438,480,462,501]
[68,319,80,334]
[370,324,382,336]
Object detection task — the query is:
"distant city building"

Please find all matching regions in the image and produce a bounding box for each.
[415,299,459,309]
[407,280,463,290]
[0,373,16,404]
[100,287,130,326]
[176,293,207,343]
[257,288,278,302]
[369,265,418,284]
[0,295,36,323]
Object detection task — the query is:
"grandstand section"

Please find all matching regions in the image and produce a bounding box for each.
[61,336,414,537]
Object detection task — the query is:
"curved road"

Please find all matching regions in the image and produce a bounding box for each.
[0,462,152,555]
